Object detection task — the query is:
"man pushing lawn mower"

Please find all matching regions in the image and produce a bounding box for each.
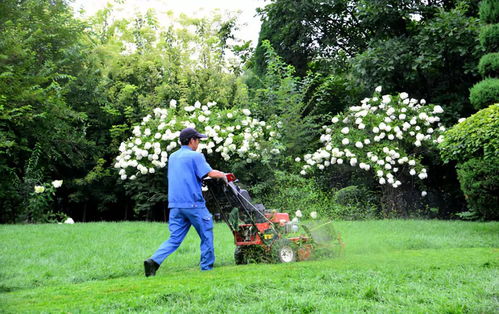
[144,127,226,277]
[144,128,343,276]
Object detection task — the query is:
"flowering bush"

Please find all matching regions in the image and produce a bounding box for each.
[115,100,284,180]
[27,180,65,223]
[298,87,446,189]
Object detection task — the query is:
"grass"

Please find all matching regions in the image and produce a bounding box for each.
[0,220,497,313]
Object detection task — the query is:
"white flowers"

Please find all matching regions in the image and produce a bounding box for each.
[297,90,444,189]
[382,95,391,104]
[295,210,303,218]
[115,101,282,180]
[310,211,318,219]
[52,180,63,188]
[433,105,443,114]
[421,191,427,197]
[34,186,45,193]
[375,86,382,93]
[34,180,63,193]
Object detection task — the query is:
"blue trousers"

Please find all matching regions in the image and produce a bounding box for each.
[151,207,215,271]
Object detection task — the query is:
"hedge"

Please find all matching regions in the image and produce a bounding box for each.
[439,103,499,163]
[479,23,499,52]
[478,52,499,77]
[480,0,499,24]
[457,157,499,220]
[469,78,499,110]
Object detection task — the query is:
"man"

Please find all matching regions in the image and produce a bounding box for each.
[144,127,226,276]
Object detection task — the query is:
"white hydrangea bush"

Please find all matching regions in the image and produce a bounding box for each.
[299,87,446,189]
[115,100,284,180]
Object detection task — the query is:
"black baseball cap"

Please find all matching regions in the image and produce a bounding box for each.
[179,127,207,142]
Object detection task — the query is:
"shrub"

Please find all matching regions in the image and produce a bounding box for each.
[456,157,499,220]
[114,101,284,180]
[439,104,499,221]
[298,88,446,189]
[469,78,499,110]
[479,0,499,24]
[479,23,499,52]
[439,104,499,163]
[332,186,379,220]
[478,52,499,77]
[253,170,336,219]
[328,203,379,220]
[334,185,371,207]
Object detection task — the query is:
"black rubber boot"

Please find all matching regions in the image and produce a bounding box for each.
[144,259,160,277]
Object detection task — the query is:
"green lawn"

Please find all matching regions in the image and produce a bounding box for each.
[0,220,497,313]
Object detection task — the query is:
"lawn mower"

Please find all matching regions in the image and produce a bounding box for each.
[203,173,343,264]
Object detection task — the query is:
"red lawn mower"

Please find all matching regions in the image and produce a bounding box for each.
[204,173,336,264]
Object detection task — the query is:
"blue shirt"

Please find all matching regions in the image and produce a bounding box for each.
[167,146,213,208]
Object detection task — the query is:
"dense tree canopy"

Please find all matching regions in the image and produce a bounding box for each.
[253,0,481,123]
[0,0,495,222]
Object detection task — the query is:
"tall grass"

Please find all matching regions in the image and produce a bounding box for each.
[0,220,497,312]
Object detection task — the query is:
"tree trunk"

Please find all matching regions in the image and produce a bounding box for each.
[381,183,421,218]
[82,203,87,222]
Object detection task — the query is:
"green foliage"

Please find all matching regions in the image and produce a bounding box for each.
[251,170,335,219]
[479,23,499,52]
[0,2,253,222]
[332,186,379,220]
[334,185,370,207]
[246,40,321,159]
[305,72,364,117]
[26,183,65,223]
[123,172,167,219]
[254,0,480,78]
[456,157,499,220]
[439,104,499,220]
[352,3,481,123]
[0,0,101,222]
[256,1,481,123]
[469,78,499,110]
[479,0,499,24]
[480,0,499,24]
[0,0,491,222]
[86,8,252,217]
[478,52,499,77]
[439,104,499,163]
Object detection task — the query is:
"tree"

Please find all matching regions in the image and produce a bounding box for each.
[0,0,99,222]
[253,0,481,123]
[79,7,251,220]
[299,88,446,216]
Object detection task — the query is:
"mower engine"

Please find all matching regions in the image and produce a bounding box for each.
[204,173,315,264]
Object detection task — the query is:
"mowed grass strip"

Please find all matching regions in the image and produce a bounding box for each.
[0,220,497,312]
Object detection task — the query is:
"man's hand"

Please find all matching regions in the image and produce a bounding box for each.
[207,170,227,183]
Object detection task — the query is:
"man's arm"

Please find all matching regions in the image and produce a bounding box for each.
[207,170,225,179]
